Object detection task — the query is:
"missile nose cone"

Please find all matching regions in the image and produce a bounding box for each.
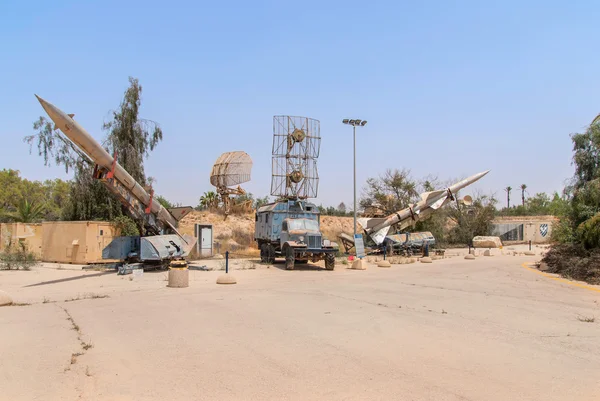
[35,94,49,107]
[448,169,490,192]
[474,170,490,180]
[35,95,71,134]
[466,170,490,185]
[35,94,54,116]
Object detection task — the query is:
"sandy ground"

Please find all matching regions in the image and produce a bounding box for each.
[1,246,599,401]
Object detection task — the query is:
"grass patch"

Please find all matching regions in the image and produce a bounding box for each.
[71,352,83,364]
[9,302,31,307]
[65,293,109,302]
[232,228,253,247]
[61,307,81,333]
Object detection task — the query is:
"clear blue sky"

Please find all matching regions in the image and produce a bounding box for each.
[1,0,599,208]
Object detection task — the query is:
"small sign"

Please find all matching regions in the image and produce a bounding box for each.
[354,234,365,259]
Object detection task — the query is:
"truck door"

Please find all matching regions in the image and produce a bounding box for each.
[280,220,289,244]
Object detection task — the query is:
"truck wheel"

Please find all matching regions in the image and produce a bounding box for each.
[285,246,295,270]
[325,253,335,270]
[267,244,276,264]
[260,244,268,263]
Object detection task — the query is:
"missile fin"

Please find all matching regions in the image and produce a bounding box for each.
[370,226,391,245]
[168,206,194,221]
[67,114,75,119]
[420,190,446,203]
[358,217,386,230]
[430,197,449,210]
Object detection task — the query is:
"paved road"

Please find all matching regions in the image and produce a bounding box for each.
[1,254,599,400]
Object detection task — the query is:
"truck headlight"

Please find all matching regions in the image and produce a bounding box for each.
[298,236,305,242]
[323,239,331,246]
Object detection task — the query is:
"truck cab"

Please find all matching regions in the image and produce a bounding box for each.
[281,218,322,248]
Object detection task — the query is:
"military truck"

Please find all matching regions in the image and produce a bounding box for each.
[255,199,338,270]
[383,231,436,256]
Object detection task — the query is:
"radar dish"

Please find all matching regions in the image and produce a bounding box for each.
[271,116,320,200]
[210,151,252,188]
[210,151,253,215]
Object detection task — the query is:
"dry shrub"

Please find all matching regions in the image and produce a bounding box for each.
[215,232,230,240]
[232,228,254,248]
[321,228,342,243]
[542,244,600,284]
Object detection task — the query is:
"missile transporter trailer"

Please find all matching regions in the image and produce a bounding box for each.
[255,199,339,270]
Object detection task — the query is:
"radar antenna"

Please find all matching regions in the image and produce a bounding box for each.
[271,116,320,200]
[210,151,253,214]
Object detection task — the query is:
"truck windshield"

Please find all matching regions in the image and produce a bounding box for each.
[287,219,319,232]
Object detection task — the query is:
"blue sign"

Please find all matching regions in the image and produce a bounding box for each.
[354,234,365,258]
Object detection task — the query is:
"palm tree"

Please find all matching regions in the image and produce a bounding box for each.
[199,191,218,209]
[4,199,45,223]
[505,186,512,209]
[520,184,527,207]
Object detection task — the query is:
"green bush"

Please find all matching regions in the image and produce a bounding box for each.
[550,217,575,244]
[112,215,140,236]
[0,246,38,270]
[577,213,600,250]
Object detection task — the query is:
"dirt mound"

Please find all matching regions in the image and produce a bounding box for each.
[179,210,354,254]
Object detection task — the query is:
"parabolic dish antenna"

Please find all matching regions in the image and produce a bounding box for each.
[210,151,253,214]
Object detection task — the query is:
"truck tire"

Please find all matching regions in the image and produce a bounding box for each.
[260,243,268,263]
[325,253,335,270]
[285,245,295,270]
[267,244,275,264]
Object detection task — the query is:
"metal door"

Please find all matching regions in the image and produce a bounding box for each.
[195,224,213,257]
[524,223,536,242]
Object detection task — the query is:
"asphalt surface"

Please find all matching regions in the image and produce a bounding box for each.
[1,251,599,401]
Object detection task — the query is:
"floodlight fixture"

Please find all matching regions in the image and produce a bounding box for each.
[341,117,368,237]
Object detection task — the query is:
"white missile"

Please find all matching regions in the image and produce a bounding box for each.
[35,95,180,231]
[358,170,490,244]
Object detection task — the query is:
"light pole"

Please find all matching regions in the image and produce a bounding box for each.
[342,119,367,238]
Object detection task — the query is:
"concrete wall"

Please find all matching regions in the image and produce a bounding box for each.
[0,223,44,257]
[41,221,118,264]
[492,216,558,244]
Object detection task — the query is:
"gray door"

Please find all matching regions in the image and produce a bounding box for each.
[195,225,213,257]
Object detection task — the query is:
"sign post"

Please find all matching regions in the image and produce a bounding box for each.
[354,234,365,259]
